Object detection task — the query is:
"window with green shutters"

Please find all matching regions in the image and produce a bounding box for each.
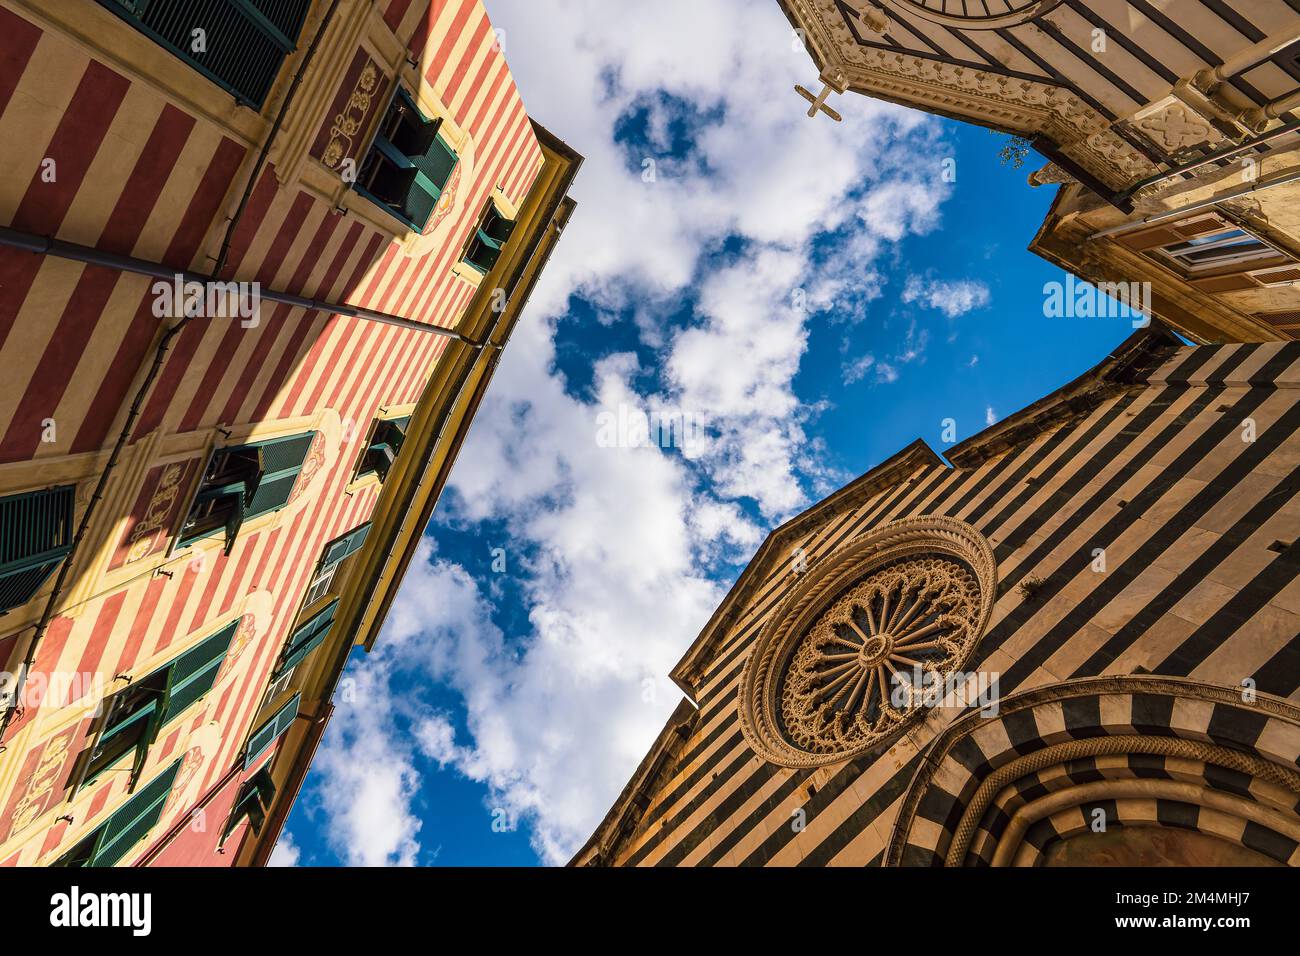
[462,200,517,275]
[222,767,275,844]
[245,693,300,769]
[159,622,239,723]
[180,432,316,554]
[355,86,459,231]
[96,0,311,109]
[55,759,182,867]
[357,418,409,483]
[0,485,75,614]
[321,522,371,568]
[272,524,367,692]
[83,620,238,787]
[274,598,338,679]
[81,670,169,789]
[301,521,369,609]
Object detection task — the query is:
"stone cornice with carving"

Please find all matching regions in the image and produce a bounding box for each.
[784,0,1158,190]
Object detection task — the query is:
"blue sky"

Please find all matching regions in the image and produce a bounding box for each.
[272,0,1137,867]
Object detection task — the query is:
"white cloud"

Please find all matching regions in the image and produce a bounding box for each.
[842,353,876,384]
[311,663,423,866]
[895,319,929,364]
[986,406,997,426]
[902,274,991,318]
[267,831,300,867]
[306,0,958,866]
[415,712,466,768]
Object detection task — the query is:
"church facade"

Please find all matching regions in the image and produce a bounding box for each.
[778,0,1300,343]
[576,329,1300,866]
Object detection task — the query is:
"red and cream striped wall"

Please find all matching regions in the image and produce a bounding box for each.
[0,0,550,866]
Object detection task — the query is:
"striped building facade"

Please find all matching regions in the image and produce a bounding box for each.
[0,0,579,866]
[577,330,1300,867]
[780,1,1300,343]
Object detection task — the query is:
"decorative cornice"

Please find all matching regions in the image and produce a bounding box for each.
[781,0,1158,190]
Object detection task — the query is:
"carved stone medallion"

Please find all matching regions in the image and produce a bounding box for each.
[738,517,996,768]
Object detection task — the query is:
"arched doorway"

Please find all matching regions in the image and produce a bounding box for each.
[888,676,1300,867]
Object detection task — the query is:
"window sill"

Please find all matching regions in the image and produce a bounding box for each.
[345,471,382,497]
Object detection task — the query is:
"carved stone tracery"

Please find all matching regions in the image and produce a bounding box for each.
[739,517,996,768]
[779,555,981,756]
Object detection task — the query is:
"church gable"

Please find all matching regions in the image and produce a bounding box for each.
[579,334,1300,867]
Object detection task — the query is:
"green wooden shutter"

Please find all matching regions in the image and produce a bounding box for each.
[464,231,502,273]
[245,693,301,768]
[179,433,312,552]
[482,206,516,244]
[159,620,238,724]
[411,133,457,197]
[403,178,440,233]
[276,599,338,677]
[224,767,275,841]
[322,523,371,568]
[464,205,514,274]
[90,759,183,867]
[92,693,161,765]
[0,485,75,613]
[245,432,315,518]
[359,419,409,481]
[247,0,311,40]
[52,834,97,867]
[386,417,411,447]
[366,136,438,232]
[391,88,458,200]
[357,88,458,231]
[97,0,310,109]
[82,681,166,790]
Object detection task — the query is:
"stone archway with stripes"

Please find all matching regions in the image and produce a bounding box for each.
[887,675,1300,867]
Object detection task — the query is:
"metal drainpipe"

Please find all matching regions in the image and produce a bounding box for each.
[1114,119,1300,205]
[1088,168,1300,241]
[0,0,352,740]
[0,228,485,344]
[1192,27,1300,94]
[1243,90,1300,134]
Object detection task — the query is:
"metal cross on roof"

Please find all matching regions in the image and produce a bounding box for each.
[795,82,842,122]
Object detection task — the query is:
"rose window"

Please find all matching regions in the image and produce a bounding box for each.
[778,556,980,756]
[739,517,996,768]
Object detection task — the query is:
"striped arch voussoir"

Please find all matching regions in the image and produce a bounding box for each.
[886,676,1300,867]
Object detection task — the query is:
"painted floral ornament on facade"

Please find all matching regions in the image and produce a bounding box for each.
[322,60,379,170]
[216,613,258,683]
[288,431,328,505]
[739,517,996,768]
[424,160,461,235]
